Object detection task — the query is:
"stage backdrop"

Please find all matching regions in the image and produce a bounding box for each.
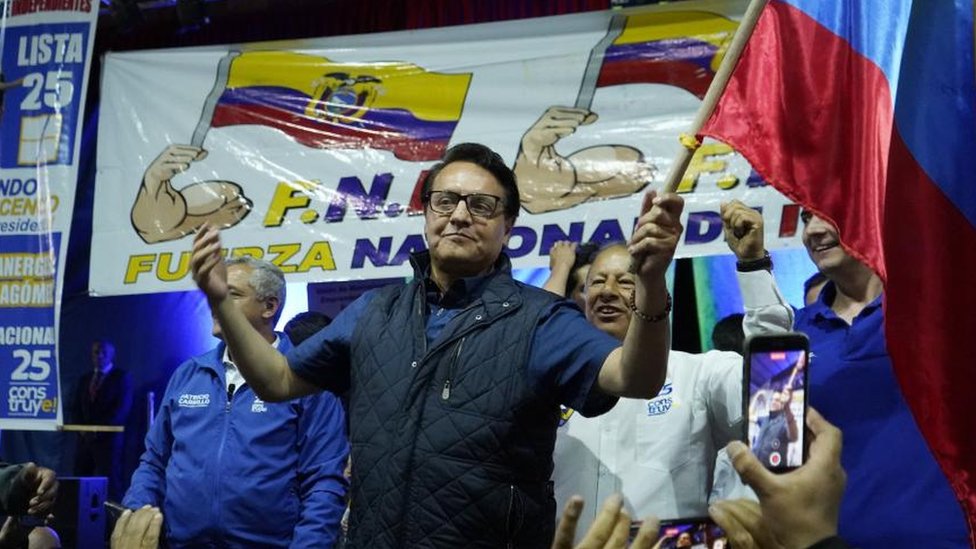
[93,0,805,296]
[0,0,98,429]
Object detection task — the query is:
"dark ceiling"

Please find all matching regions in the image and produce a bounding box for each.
[95,0,614,53]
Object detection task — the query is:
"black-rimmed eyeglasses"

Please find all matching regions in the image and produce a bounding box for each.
[424,190,504,218]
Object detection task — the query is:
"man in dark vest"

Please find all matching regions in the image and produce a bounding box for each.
[189,143,683,548]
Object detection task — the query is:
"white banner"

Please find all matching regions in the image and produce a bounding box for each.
[93,0,802,296]
[0,0,98,428]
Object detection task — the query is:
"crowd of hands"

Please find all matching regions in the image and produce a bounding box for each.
[552,408,844,549]
[100,407,845,549]
[1,407,843,549]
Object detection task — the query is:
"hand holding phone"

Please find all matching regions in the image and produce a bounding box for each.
[712,408,845,549]
[744,333,809,472]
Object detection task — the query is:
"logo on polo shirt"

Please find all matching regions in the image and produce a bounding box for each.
[251,397,267,413]
[558,405,575,427]
[178,394,210,408]
[646,380,673,416]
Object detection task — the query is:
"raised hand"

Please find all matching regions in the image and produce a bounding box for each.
[628,191,683,283]
[190,223,229,305]
[720,200,765,261]
[551,495,661,549]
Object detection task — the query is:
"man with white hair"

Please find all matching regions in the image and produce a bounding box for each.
[125,257,349,548]
[552,243,747,538]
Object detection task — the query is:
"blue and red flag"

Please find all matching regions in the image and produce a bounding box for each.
[700,0,976,543]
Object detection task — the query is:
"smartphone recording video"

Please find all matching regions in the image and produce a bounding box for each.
[745,333,809,472]
[655,517,730,548]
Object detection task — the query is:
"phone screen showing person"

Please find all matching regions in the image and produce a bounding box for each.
[650,517,730,548]
[744,333,810,472]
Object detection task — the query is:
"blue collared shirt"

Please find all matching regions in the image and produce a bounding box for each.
[288,271,619,416]
[796,282,967,547]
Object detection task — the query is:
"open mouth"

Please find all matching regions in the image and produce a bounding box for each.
[593,305,624,319]
[812,242,839,253]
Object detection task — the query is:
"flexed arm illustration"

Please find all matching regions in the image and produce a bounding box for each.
[130,145,252,244]
[513,106,653,214]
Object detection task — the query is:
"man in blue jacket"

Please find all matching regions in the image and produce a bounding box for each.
[124,257,349,548]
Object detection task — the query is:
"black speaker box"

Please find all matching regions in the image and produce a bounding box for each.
[51,476,107,548]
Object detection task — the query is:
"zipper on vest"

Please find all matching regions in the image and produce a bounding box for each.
[506,484,518,548]
[441,337,465,400]
[417,284,428,356]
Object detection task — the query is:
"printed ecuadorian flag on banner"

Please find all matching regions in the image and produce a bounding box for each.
[207,51,471,162]
[596,11,737,98]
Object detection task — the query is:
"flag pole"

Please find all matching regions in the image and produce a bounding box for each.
[661,0,769,193]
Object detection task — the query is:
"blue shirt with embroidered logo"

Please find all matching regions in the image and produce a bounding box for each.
[124,335,349,548]
[796,282,967,548]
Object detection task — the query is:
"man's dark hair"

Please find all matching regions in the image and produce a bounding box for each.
[712,313,746,354]
[422,143,520,220]
[284,311,333,346]
[566,241,600,297]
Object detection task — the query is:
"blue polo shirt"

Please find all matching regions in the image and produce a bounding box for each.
[288,274,620,417]
[797,283,968,548]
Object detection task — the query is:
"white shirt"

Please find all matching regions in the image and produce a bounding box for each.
[706,269,797,504]
[737,269,794,338]
[222,336,279,395]
[552,349,746,537]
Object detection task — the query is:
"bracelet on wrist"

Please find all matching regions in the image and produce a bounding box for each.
[628,289,672,323]
[736,251,773,272]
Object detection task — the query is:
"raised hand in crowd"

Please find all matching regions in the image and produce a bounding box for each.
[3,463,58,517]
[111,506,163,549]
[190,223,230,304]
[551,494,660,549]
[720,199,765,262]
[543,240,579,297]
[629,191,683,283]
[709,407,847,549]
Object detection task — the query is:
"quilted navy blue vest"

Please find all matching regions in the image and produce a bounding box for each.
[345,252,562,548]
